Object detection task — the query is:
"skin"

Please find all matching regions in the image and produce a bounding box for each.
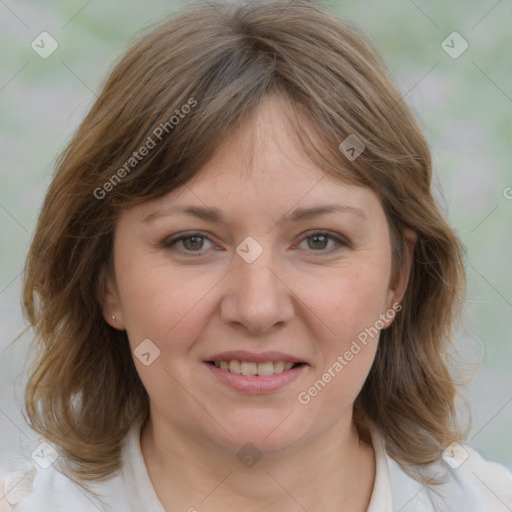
[101,94,416,512]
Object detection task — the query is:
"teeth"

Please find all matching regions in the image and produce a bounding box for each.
[273,361,285,373]
[241,362,257,376]
[229,360,241,374]
[212,360,299,375]
[256,362,275,376]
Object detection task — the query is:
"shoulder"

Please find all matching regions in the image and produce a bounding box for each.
[0,463,96,512]
[386,442,512,511]
[460,444,512,509]
[0,423,147,512]
[0,461,129,512]
[0,466,37,511]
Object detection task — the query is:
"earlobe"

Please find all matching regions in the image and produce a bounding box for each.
[96,264,125,330]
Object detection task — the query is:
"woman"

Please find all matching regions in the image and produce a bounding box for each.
[1,1,511,510]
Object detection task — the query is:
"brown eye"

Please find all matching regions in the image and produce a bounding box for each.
[307,234,329,250]
[181,235,206,251]
[297,231,349,253]
[163,232,214,255]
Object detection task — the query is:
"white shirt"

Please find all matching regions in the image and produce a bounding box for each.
[1,421,511,511]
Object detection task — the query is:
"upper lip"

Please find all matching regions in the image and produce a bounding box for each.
[205,350,306,364]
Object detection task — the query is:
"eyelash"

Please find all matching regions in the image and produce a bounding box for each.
[162,230,350,256]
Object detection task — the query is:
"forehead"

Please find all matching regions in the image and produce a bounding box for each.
[184,95,355,196]
[178,95,379,210]
[125,94,386,225]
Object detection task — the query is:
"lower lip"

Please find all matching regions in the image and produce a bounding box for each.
[204,362,308,394]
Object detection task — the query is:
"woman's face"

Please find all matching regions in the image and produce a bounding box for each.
[103,94,413,454]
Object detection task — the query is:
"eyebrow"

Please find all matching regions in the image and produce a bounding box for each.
[143,203,367,225]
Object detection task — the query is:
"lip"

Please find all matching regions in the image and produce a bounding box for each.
[204,361,308,394]
[205,350,305,364]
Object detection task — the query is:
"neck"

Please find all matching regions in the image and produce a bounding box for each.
[140,410,376,512]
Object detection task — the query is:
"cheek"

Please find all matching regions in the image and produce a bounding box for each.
[295,271,387,414]
[309,263,390,342]
[117,261,218,352]
[117,265,216,408]
[118,250,390,349]
[298,263,389,391]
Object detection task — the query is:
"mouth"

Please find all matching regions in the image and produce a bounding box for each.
[206,360,306,376]
[203,352,309,393]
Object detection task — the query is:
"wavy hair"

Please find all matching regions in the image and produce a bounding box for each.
[22,0,468,488]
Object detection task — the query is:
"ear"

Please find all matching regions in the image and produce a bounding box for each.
[96,262,125,330]
[383,227,417,320]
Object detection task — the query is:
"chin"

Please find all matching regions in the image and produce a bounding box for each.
[201,412,309,455]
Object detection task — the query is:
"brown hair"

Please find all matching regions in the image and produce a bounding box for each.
[22,0,468,489]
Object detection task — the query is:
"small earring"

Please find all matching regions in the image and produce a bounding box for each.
[112,314,116,320]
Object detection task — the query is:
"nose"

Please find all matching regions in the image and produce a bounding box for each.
[220,242,296,335]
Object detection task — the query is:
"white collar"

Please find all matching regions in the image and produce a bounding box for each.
[365,421,393,511]
[121,420,166,512]
[120,419,471,512]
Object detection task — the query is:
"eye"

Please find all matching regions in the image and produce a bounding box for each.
[163,230,349,256]
[296,231,349,253]
[163,232,215,255]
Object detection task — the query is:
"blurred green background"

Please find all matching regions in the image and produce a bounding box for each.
[1,0,511,472]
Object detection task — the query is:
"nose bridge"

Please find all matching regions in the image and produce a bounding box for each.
[220,235,294,333]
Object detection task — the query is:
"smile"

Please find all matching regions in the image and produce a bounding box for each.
[208,360,303,375]
[204,360,308,394]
